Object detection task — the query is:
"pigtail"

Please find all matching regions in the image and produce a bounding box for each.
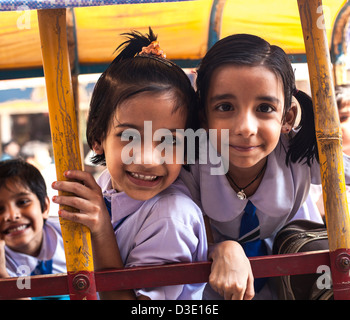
[112,27,157,64]
[286,90,319,166]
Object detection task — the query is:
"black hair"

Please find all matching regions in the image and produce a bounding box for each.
[0,159,48,213]
[87,27,198,165]
[196,33,318,166]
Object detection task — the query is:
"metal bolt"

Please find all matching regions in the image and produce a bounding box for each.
[336,253,350,272]
[73,274,90,291]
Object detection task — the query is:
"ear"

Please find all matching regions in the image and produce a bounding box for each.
[42,196,50,220]
[92,140,104,155]
[281,102,298,133]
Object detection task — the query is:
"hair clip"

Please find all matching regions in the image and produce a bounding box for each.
[136,40,175,68]
[139,41,166,58]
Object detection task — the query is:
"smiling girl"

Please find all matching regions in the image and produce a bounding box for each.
[52,29,207,300]
[180,33,350,299]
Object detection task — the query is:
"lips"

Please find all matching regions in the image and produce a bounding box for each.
[2,224,29,236]
[129,172,158,181]
[230,145,258,152]
[126,171,162,187]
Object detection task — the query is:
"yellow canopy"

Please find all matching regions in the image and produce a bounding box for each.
[0,0,347,75]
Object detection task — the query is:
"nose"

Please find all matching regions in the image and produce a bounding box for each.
[132,141,163,166]
[3,204,21,222]
[232,110,258,138]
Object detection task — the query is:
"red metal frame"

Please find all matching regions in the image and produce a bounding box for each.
[0,250,330,299]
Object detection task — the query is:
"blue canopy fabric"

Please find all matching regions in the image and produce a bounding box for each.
[0,0,186,11]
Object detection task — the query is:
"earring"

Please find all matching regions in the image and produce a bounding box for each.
[282,126,290,133]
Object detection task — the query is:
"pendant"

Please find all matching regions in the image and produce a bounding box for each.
[237,190,247,200]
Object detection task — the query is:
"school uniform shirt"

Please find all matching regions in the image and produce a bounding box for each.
[179,135,350,299]
[5,217,67,299]
[98,169,208,300]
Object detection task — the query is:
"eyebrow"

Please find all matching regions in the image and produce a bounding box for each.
[209,93,235,103]
[256,95,282,105]
[114,123,140,130]
[115,123,180,133]
[12,192,32,199]
[209,93,282,105]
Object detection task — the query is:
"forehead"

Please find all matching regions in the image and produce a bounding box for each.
[0,178,31,196]
[210,64,283,91]
[114,91,187,126]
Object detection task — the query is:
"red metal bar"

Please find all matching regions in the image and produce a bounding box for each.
[67,271,98,300]
[329,249,350,299]
[0,251,330,299]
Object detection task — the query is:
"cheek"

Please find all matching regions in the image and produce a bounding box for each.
[263,123,283,149]
[31,209,45,231]
[169,163,182,177]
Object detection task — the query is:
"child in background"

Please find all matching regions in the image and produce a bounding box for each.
[336,84,350,155]
[308,84,350,219]
[52,29,207,300]
[180,33,350,300]
[0,159,67,299]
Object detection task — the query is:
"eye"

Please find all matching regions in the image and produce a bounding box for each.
[257,103,275,113]
[215,103,233,112]
[118,129,141,142]
[340,115,349,123]
[339,111,350,123]
[161,135,180,145]
[16,198,31,207]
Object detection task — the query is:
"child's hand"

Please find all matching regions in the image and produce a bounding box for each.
[52,170,110,238]
[208,240,254,300]
[0,240,9,278]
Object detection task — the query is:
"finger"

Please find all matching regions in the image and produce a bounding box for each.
[231,282,245,300]
[58,209,86,224]
[224,289,234,300]
[53,194,95,213]
[64,170,100,191]
[243,272,255,300]
[52,180,94,200]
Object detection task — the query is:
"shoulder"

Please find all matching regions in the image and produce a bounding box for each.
[147,179,204,226]
[96,168,112,191]
[45,217,62,235]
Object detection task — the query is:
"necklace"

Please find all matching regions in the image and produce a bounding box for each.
[226,161,267,200]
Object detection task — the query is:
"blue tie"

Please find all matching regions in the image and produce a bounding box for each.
[239,200,267,292]
[30,260,69,300]
[31,259,53,276]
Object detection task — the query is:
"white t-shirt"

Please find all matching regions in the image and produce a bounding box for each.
[98,170,208,300]
[180,136,350,299]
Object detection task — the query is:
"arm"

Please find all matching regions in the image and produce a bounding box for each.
[52,170,146,300]
[208,240,255,300]
[0,240,10,278]
[0,240,30,300]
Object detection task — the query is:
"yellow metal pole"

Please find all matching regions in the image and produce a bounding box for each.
[298,0,350,299]
[37,9,97,300]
